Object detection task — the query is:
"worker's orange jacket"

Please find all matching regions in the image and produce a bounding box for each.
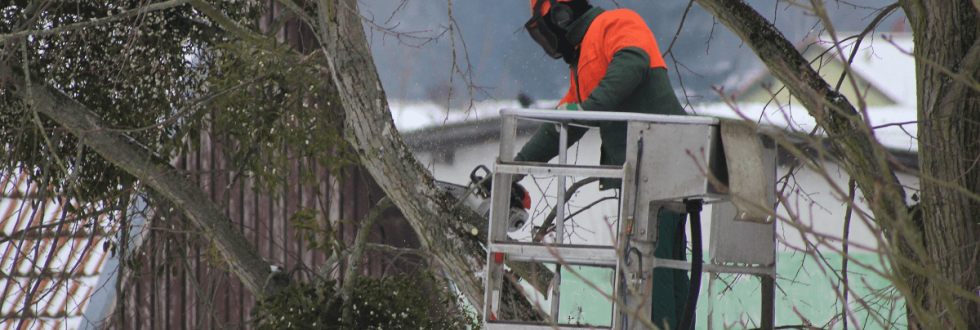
[560,8,667,106]
[516,7,686,191]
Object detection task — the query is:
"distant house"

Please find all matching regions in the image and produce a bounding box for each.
[737,34,915,108]
[711,33,917,151]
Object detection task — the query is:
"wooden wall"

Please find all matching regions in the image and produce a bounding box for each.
[108,2,421,328]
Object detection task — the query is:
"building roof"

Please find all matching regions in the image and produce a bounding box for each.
[401,116,541,154]
[829,34,916,108]
[734,33,915,107]
[705,33,918,153]
[0,172,116,330]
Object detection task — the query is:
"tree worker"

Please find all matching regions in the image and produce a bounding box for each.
[515,0,692,329]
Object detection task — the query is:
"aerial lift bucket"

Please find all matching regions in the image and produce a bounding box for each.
[483,109,777,330]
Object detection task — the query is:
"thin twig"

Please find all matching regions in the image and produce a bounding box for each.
[841,178,855,330]
[662,0,695,57]
[0,0,194,42]
[532,177,599,242]
[0,207,121,244]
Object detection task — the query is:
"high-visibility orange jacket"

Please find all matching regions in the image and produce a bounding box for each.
[560,8,667,105]
[516,7,685,190]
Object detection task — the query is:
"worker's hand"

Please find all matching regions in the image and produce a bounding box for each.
[556,102,599,127]
[556,102,580,110]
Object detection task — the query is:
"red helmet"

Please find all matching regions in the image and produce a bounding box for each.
[529,0,573,16]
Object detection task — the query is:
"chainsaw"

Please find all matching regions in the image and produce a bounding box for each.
[436,165,530,232]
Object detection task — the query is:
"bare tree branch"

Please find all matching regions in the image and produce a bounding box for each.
[3,67,284,298]
[0,0,194,43]
[532,177,599,243]
[340,196,393,323]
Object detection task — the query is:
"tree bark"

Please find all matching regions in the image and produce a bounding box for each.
[5,71,284,298]
[904,0,980,328]
[313,0,542,320]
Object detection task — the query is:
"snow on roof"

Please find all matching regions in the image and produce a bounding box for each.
[0,173,115,330]
[699,33,918,151]
[695,102,918,152]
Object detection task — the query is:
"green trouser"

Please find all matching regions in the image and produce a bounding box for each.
[651,209,692,330]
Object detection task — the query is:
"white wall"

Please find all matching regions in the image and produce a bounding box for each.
[772,162,919,254]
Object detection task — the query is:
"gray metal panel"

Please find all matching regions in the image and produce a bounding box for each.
[620,121,722,329]
[631,121,719,205]
[496,163,625,178]
[720,119,777,223]
[709,201,775,265]
[709,125,776,265]
[490,243,619,267]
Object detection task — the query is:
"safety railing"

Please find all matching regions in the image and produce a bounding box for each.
[484,109,727,330]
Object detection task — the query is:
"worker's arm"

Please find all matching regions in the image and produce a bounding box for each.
[514,47,649,164]
[514,123,588,163]
[579,46,650,112]
[514,47,650,162]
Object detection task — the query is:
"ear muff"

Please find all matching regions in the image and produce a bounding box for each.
[530,0,574,29]
[549,1,574,29]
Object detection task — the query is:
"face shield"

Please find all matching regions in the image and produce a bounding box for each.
[525,1,562,59]
[524,0,561,60]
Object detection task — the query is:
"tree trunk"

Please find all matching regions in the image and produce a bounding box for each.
[905,0,980,328]
[313,0,542,320]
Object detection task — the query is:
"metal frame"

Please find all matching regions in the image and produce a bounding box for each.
[492,243,619,267]
[499,109,720,125]
[484,109,776,330]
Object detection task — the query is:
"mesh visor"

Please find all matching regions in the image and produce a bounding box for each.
[525,16,562,59]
